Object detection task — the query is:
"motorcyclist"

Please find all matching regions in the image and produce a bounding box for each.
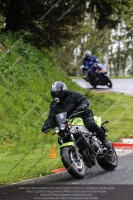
[42,81,112,150]
[80,51,100,78]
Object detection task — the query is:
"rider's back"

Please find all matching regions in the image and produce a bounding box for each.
[83,55,97,70]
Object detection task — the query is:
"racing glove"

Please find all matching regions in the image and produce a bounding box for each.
[76,104,87,112]
[42,124,51,133]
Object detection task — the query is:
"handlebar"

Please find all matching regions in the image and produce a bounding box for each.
[102,120,109,125]
[68,110,86,120]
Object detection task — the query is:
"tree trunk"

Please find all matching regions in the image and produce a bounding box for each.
[5,0,22,31]
[108,30,112,76]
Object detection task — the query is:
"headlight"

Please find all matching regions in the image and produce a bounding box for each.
[60,124,66,130]
[54,127,60,134]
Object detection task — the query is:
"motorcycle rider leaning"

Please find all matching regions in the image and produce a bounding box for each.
[42,81,112,150]
[80,51,100,78]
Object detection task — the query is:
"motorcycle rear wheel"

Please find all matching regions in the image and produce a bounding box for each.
[97,147,118,171]
[60,146,86,179]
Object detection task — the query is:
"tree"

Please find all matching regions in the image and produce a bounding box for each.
[53,16,111,76]
[0,0,86,47]
[88,0,133,29]
[0,0,133,48]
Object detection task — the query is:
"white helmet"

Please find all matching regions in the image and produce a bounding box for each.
[85,51,91,57]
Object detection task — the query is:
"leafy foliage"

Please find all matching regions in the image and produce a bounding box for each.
[53,18,111,76]
[88,0,133,29]
[0,0,133,47]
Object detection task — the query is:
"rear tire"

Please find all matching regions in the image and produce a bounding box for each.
[97,147,118,171]
[60,146,86,179]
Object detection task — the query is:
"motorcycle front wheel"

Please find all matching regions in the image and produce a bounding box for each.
[89,81,97,88]
[97,147,118,171]
[104,76,112,88]
[60,146,86,179]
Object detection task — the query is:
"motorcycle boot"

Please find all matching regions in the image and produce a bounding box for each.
[101,139,112,150]
[83,75,87,79]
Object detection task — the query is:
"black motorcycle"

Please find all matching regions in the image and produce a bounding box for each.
[83,68,112,89]
[51,110,118,179]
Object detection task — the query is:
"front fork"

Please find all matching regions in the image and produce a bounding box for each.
[70,133,80,161]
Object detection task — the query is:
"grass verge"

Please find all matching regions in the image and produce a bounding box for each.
[0,92,133,185]
[0,32,133,185]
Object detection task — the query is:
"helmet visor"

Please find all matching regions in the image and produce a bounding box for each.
[51,91,62,99]
[86,55,91,58]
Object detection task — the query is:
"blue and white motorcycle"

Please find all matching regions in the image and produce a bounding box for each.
[83,66,113,88]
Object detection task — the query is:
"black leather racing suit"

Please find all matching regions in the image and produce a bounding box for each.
[42,91,106,141]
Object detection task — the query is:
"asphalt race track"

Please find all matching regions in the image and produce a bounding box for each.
[72,78,133,95]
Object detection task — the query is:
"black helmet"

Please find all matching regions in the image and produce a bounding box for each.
[50,81,68,100]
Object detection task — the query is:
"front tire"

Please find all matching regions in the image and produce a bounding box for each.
[89,81,97,88]
[97,147,118,171]
[104,76,112,88]
[60,146,86,179]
